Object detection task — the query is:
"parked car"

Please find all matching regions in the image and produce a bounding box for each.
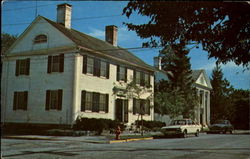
[161,119,201,138]
[208,120,234,134]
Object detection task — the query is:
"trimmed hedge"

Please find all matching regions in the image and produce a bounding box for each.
[73,117,125,135]
[135,120,166,130]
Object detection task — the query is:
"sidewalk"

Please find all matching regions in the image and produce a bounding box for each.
[2,132,155,144]
[2,130,249,144]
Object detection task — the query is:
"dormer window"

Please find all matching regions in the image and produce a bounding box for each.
[34,34,47,44]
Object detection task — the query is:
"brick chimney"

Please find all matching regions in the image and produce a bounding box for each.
[154,56,162,70]
[57,3,72,29]
[105,25,118,46]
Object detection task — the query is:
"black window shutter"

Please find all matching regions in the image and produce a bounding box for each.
[45,90,50,110]
[117,65,120,81]
[148,74,151,86]
[94,59,100,77]
[47,56,52,73]
[81,91,86,111]
[59,54,64,72]
[58,89,63,110]
[24,91,28,110]
[106,62,110,79]
[13,92,18,110]
[105,94,109,113]
[133,70,136,83]
[15,60,20,76]
[133,98,136,114]
[26,58,30,75]
[140,72,145,86]
[82,55,87,74]
[125,67,127,82]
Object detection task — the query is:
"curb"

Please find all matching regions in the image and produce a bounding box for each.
[109,137,153,144]
[2,136,154,144]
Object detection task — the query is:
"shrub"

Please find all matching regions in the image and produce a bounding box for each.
[73,117,125,135]
[135,120,166,130]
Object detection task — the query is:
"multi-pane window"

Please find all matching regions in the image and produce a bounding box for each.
[144,73,150,86]
[100,61,107,77]
[99,94,106,112]
[135,71,141,84]
[47,54,64,73]
[81,91,109,113]
[133,98,150,115]
[134,70,151,87]
[87,57,94,74]
[34,34,47,44]
[82,55,109,79]
[13,91,28,110]
[15,59,30,76]
[85,92,93,111]
[117,66,127,82]
[133,98,140,114]
[45,89,63,110]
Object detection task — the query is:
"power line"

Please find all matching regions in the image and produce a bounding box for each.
[2,14,122,27]
[2,3,57,11]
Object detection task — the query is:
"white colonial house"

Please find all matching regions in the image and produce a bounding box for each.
[1,3,155,127]
[154,56,212,127]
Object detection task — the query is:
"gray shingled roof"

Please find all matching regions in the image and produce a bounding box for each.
[42,16,155,72]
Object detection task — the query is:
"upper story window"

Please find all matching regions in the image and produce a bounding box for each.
[87,57,94,74]
[45,89,63,111]
[13,91,28,110]
[82,55,109,79]
[47,54,64,73]
[134,70,151,87]
[15,58,30,76]
[117,65,127,82]
[34,34,47,44]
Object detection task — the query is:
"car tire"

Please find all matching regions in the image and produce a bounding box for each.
[230,130,233,134]
[183,130,187,138]
[195,130,199,137]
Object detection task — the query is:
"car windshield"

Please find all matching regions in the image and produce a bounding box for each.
[215,120,228,124]
[170,120,187,125]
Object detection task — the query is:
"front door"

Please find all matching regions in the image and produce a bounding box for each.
[115,99,128,123]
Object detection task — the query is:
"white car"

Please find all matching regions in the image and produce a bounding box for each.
[161,119,201,138]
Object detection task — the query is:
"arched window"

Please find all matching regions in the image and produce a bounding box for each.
[34,34,47,44]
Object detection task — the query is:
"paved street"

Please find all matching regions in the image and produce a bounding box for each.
[2,134,250,159]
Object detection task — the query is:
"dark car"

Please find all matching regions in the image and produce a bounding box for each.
[208,120,234,134]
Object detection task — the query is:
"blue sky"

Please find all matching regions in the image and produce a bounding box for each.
[2,1,249,90]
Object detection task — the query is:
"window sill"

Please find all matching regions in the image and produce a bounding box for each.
[82,110,108,114]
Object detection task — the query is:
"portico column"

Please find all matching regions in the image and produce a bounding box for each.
[207,91,210,125]
[202,90,206,126]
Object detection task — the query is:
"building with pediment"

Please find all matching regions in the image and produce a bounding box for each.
[154,56,212,126]
[1,3,155,127]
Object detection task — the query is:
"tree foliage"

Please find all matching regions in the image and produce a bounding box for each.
[1,33,17,55]
[210,64,234,122]
[229,89,250,129]
[154,44,198,118]
[123,2,250,67]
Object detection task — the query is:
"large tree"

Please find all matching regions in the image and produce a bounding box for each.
[230,89,250,130]
[210,64,234,122]
[123,2,250,67]
[155,44,198,118]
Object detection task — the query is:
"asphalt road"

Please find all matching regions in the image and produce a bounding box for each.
[2,134,250,159]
